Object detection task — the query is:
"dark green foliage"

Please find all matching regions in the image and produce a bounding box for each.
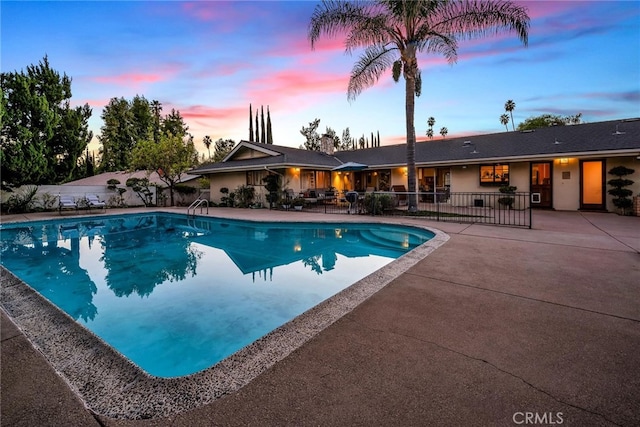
[262,174,281,207]
[174,184,197,195]
[498,185,517,209]
[1,185,38,213]
[106,179,126,206]
[363,193,394,214]
[126,177,154,206]
[219,187,232,207]
[162,108,189,138]
[249,104,254,141]
[516,113,583,131]
[98,97,135,172]
[1,56,92,188]
[235,185,256,208]
[266,106,273,144]
[129,133,198,206]
[607,166,635,214]
[213,138,235,162]
[98,98,189,172]
[260,105,266,144]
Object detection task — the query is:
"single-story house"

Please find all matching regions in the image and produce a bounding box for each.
[191,118,640,212]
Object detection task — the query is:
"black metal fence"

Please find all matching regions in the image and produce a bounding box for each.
[291,191,532,228]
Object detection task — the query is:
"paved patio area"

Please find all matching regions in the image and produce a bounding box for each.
[2,208,639,426]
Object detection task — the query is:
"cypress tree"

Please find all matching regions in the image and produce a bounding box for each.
[266,106,273,144]
[255,111,260,143]
[249,104,254,141]
[260,105,266,143]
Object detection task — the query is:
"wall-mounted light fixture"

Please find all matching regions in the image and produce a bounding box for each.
[559,158,569,165]
[462,141,479,154]
[294,167,300,172]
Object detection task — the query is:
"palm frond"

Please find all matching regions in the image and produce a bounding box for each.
[309,0,374,49]
[417,32,459,64]
[433,0,530,46]
[348,44,398,101]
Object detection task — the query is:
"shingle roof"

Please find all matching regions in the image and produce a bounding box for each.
[191,141,342,173]
[337,118,640,167]
[191,118,640,174]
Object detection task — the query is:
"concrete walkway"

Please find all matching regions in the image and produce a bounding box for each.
[2,209,639,426]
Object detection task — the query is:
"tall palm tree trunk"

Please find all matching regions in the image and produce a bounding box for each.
[404,48,418,212]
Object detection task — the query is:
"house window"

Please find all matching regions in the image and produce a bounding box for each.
[480,164,510,186]
[247,170,268,186]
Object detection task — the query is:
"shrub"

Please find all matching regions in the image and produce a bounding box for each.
[498,185,517,209]
[39,192,58,211]
[174,184,197,195]
[126,177,155,206]
[363,193,394,214]
[235,185,256,208]
[608,166,635,215]
[3,186,38,213]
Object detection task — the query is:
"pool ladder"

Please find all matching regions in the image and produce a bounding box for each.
[187,198,209,217]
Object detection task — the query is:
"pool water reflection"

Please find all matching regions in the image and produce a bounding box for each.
[0,213,433,377]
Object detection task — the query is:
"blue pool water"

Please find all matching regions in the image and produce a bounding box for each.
[0,213,434,378]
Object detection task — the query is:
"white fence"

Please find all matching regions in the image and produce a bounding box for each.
[1,184,207,210]
[1,185,156,209]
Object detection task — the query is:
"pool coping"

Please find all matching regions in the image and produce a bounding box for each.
[0,213,449,419]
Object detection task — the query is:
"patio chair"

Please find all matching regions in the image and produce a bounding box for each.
[59,196,78,214]
[86,194,106,210]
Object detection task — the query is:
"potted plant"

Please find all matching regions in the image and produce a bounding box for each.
[497,185,517,209]
[607,166,635,215]
[292,197,305,211]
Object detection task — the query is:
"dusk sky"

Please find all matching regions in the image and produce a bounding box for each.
[2,1,639,156]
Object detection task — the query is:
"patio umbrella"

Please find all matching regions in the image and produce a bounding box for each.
[332,162,368,172]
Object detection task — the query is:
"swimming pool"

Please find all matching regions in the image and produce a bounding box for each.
[0,213,434,378]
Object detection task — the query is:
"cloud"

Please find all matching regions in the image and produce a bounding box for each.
[91,72,165,85]
[245,68,349,107]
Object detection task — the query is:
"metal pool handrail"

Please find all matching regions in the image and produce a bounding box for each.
[187,198,209,216]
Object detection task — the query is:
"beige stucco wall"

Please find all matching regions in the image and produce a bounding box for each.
[207,169,302,204]
[449,165,519,193]
[451,156,640,212]
[206,155,640,211]
[208,172,248,203]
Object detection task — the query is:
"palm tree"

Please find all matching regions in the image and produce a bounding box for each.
[500,113,510,131]
[203,135,212,160]
[505,99,516,131]
[309,0,529,211]
[440,126,448,138]
[427,116,435,139]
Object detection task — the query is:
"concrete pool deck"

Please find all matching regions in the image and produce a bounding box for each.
[2,208,639,426]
